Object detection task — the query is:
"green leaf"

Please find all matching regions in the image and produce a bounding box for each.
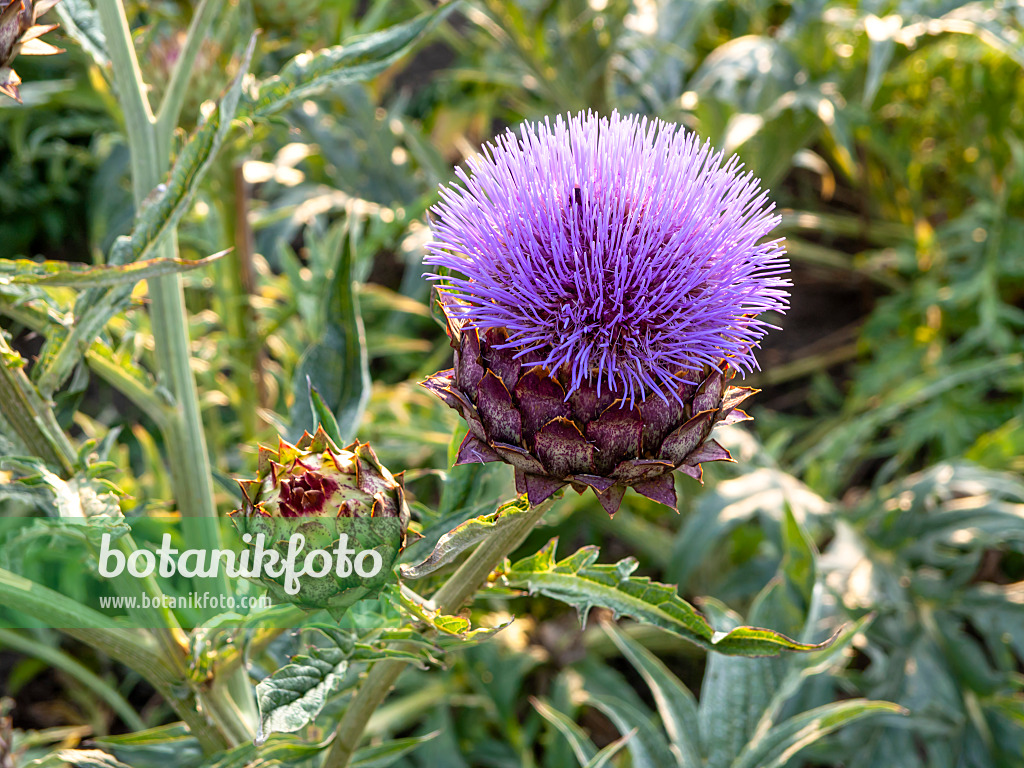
[697,599,777,768]
[603,622,702,768]
[583,730,636,768]
[290,221,369,443]
[0,253,223,288]
[965,415,1024,473]
[121,36,255,266]
[309,383,344,447]
[400,496,532,579]
[780,506,816,603]
[243,4,458,119]
[93,723,202,768]
[748,505,819,637]
[24,750,133,768]
[667,466,830,590]
[730,700,906,768]
[53,0,109,68]
[531,696,599,766]
[197,734,327,768]
[254,625,436,741]
[396,584,510,640]
[0,335,76,473]
[583,693,677,768]
[748,611,874,744]
[32,284,135,398]
[254,626,375,740]
[255,650,350,741]
[505,539,836,656]
[350,732,441,768]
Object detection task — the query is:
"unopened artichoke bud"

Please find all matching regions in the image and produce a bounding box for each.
[423,112,790,515]
[0,0,62,102]
[231,427,409,618]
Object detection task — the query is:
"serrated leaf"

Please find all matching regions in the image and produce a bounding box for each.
[122,36,255,266]
[0,254,222,288]
[603,622,701,768]
[730,700,905,768]
[396,584,509,640]
[243,4,458,119]
[505,539,836,656]
[198,734,327,768]
[400,496,531,579]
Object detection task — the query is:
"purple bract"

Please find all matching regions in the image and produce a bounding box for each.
[424,111,789,407]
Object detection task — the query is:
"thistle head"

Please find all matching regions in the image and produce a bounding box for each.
[230,427,409,617]
[235,426,409,526]
[424,111,789,407]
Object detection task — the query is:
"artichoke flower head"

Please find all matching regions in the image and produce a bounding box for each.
[424,112,790,515]
[231,427,409,618]
[0,0,62,102]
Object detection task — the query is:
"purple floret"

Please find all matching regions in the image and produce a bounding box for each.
[424,111,790,407]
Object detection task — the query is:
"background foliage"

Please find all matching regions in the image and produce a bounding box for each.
[1,0,1023,766]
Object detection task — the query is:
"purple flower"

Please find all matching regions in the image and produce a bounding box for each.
[424,111,789,407]
[421,112,789,513]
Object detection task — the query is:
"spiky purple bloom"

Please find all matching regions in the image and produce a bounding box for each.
[425,111,789,407]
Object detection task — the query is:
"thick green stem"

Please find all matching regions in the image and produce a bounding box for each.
[97,0,226,566]
[0,303,172,429]
[0,335,76,476]
[96,0,254,744]
[95,0,158,202]
[148,235,226,572]
[321,497,555,768]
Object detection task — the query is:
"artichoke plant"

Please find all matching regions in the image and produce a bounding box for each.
[231,427,409,617]
[0,0,61,102]
[423,112,789,515]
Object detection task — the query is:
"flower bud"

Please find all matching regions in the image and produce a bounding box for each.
[231,427,409,617]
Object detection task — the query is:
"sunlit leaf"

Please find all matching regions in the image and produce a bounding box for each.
[505,539,837,656]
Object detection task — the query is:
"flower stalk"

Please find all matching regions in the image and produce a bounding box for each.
[322,495,554,768]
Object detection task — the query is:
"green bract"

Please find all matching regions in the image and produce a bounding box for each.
[230,427,409,619]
